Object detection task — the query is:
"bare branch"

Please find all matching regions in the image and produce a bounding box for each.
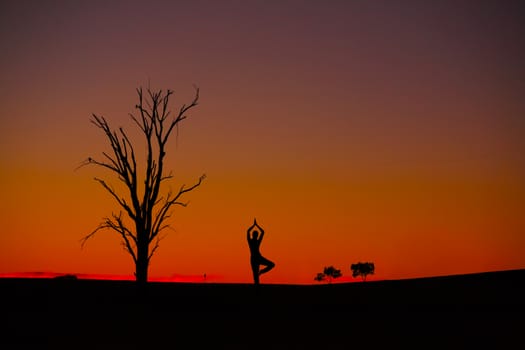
[160,90,172,122]
[94,178,136,220]
[177,173,207,197]
[74,158,93,172]
[101,152,120,170]
[148,233,167,262]
[118,127,137,179]
[80,224,104,249]
[112,213,138,264]
[160,170,173,182]
[129,112,146,133]
[80,212,138,264]
[163,87,199,145]
[151,174,206,241]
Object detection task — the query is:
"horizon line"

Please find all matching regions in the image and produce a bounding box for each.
[1,268,523,285]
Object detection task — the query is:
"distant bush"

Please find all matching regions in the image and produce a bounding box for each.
[54,274,78,280]
[350,262,375,281]
[314,266,342,283]
[314,272,326,282]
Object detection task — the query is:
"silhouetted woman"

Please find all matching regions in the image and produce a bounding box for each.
[247,218,275,285]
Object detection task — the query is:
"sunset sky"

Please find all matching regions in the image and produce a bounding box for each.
[1,0,524,284]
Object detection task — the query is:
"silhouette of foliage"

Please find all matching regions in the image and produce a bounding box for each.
[314,272,326,282]
[54,274,78,280]
[315,266,342,283]
[351,262,375,281]
[79,85,205,285]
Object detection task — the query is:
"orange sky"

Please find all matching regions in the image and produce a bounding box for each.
[1,1,524,284]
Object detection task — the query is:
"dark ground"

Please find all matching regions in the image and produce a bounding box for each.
[1,269,524,349]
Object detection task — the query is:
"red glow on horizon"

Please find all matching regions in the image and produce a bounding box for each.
[0,271,373,284]
[0,272,222,283]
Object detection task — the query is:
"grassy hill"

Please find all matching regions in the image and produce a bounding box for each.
[1,269,523,348]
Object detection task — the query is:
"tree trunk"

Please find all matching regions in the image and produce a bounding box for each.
[135,234,149,285]
[135,258,148,284]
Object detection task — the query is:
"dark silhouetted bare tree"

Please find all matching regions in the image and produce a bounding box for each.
[351,262,375,281]
[79,86,205,285]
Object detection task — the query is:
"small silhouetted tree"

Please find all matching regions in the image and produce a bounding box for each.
[314,272,326,282]
[79,85,205,285]
[315,266,342,284]
[351,262,375,281]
